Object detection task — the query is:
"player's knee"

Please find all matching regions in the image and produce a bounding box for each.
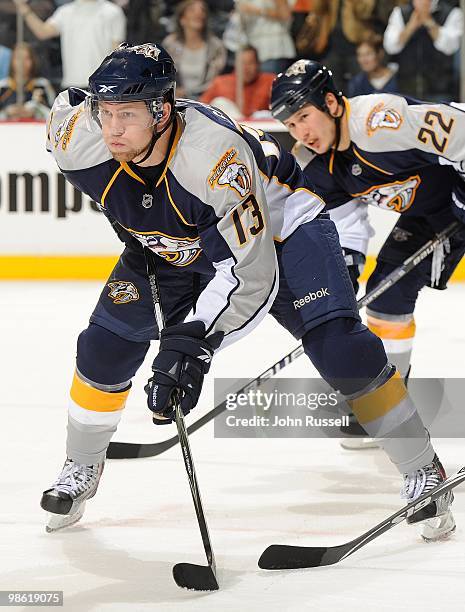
[76,323,150,386]
[302,317,388,395]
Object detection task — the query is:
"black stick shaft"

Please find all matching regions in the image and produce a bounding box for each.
[144,248,217,579]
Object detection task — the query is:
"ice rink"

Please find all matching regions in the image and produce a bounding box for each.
[1,281,464,612]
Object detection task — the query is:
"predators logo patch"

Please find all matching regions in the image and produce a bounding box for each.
[209,148,251,197]
[132,43,161,61]
[356,175,421,213]
[54,109,82,151]
[366,103,402,136]
[131,231,202,267]
[107,281,140,304]
[285,60,308,77]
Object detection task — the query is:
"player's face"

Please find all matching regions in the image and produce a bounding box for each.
[99,101,154,162]
[284,103,336,154]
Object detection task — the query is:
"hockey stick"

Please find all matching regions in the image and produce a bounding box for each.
[107,344,305,459]
[107,220,461,460]
[259,465,465,570]
[144,249,219,591]
[357,220,461,309]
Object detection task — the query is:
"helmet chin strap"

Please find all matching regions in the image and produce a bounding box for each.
[328,100,345,152]
[133,117,174,166]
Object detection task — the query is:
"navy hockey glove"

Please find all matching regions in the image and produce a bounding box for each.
[451,180,465,224]
[146,321,223,425]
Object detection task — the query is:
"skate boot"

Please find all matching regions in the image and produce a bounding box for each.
[40,458,104,533]
[401,454,455,542]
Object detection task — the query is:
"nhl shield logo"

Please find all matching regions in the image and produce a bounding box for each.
[142,194,153,208]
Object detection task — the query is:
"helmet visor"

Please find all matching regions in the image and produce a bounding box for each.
[84,96,161,133]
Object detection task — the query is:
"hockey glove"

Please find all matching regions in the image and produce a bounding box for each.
[146,321,223,425]
[451,180,465,224]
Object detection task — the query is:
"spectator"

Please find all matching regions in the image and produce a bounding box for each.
[291,0,330,60]
[0,44,11,79]
[163,0,226,99]
[291,0,314,41]
[383,0,463,100]
[0,42,55,119]
[200,44,275,118]
[115,0,167,45]
[0,0,54,48]
[0,0,56,81]
[234,0,295,74]
[13,0,126,88]
[347,34,398,97]
[310,0,383,88]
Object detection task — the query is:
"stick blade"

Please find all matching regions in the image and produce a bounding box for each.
[259,544,342,569]
[106,442,143,459]
[173,563,219,591]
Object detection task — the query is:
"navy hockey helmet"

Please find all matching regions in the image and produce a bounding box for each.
[270,60,342,123]
[87,42,177,127]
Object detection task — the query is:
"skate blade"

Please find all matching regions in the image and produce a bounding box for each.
[45,502,86,533]
[340,438,380,451]
[421,511,456,543]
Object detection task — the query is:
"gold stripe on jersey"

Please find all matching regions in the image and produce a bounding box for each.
[70,372,129,412]
[349,371,407,425]
[269,176,326,206]
[121,162,146,185]
[329,149,335,174]
[156,115,183,187]
[352,146,393,176]
[329,98,351,174]
[367,316,416,340]
[165,176,196,226]
[343,97,351,120]
[101,165,124,208]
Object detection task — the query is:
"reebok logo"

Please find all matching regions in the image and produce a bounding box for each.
[198,347,212,363]
[293,287,330,310]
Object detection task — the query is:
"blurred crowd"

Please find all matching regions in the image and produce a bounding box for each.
[0,0,463,120]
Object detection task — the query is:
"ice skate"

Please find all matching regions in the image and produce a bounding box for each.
[40,458,104,533]
[402,454,456,542]
[340,437,380,450]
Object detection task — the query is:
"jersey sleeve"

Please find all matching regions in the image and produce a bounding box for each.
[46,89,111,172]
[173,132,279,349]
[349,93,465,173]
[46,89,112,202]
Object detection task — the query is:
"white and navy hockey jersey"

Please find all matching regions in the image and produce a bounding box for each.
[46,92,325,345]
[297,93,465,236]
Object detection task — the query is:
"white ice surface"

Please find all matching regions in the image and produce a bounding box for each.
[1,281,464,612]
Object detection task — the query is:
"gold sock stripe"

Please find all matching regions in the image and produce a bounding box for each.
[349,371,407,425]
[367,316,416,340]
[70,372,129,412]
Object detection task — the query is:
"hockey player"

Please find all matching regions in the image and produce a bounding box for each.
[41,43,454,542]
[271,60,465,448]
